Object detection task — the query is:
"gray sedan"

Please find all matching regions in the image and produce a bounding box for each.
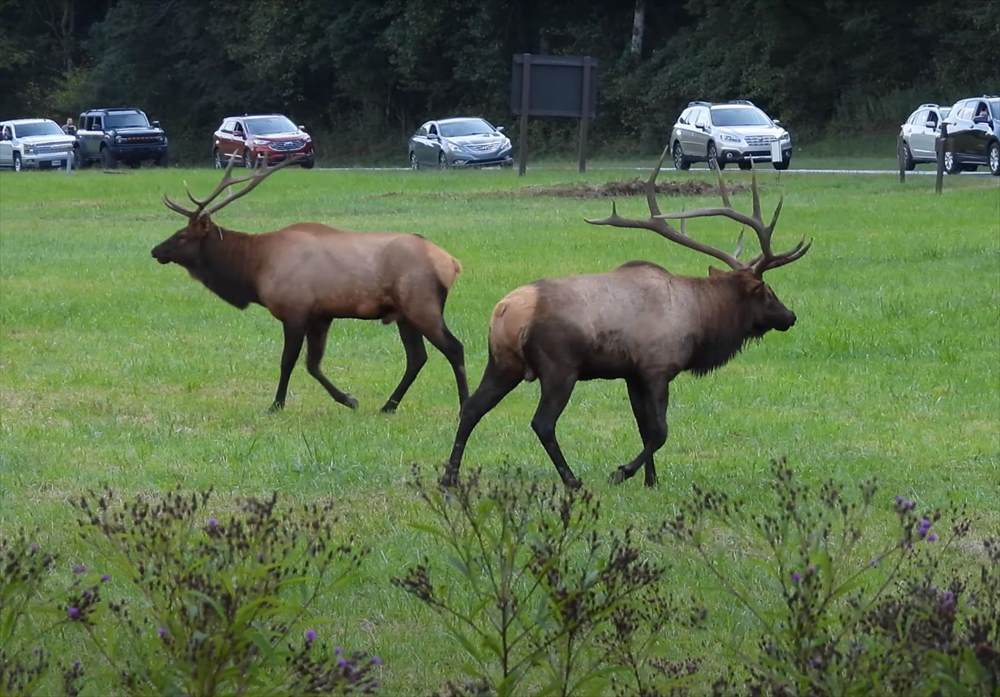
[408,117,513,169]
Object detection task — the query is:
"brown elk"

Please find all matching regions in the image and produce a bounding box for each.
[441,147,810,489]
[152,157,468,413]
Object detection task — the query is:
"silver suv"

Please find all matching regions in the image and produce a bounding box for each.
[670,101,792,171]
[898,104,950,170]
[0,119,77,171]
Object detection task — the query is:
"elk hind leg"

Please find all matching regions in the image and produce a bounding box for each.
[305,319,358,409]
[405,303,468,410]
[531,369,582,489]
[441,357,521,487]
[381,320,427,413]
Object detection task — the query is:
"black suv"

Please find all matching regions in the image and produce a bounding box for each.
[941,96,1000,176]
[76,108,168,168]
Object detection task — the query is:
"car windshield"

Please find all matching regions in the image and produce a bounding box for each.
[13,121,64,137]
[711,107,772,127]
[246,116,297,135]
[105,112,150,129]
[439,119,495,137]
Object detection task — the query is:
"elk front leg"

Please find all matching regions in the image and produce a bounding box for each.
[441,357,521,487]
[381,320,427,413]
[531,370,581,489]
[611,376,668,486]
[305,319,358,409]
[270,323,305,412]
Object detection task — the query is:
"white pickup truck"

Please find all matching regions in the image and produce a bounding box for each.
[0,119,77,171]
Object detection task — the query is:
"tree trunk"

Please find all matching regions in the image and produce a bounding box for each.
[630,0,645,57]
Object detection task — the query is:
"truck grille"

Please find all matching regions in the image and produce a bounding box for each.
[121,135,162,144]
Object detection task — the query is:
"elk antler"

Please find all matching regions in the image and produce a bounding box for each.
[585,143,746,271]
[653,163,811,276]
[162,154,303,220]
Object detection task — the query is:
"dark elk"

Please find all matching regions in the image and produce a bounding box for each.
[442,147,811,489]
[152,157,468,412]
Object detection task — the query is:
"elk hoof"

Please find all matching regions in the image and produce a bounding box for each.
[380,400,399,414]
[609,467,628,485]
[439,470,459,488]
[563,476,583,490]
[343,395,359,410]
[644,473,658,488]
[268,400,285,413]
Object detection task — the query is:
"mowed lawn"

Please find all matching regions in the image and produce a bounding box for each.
[1,164,998,691]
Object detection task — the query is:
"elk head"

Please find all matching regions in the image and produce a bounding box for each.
[152,155,300,268]
[586,144,810,336]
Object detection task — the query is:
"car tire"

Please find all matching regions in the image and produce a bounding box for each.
[773,156,791,171]
[300,158,314,169]
[102,147,117,169]
[409,152,420,171]
[672,142,690,171]
[156,152,168,168]
[738,160,752,171]
[243,149,255,169]
[707,143,724,170]
[12,152,22,172]
[943,150,960,175]
[128,160,141,169]
[438,152,448,170]
[899,141,915,171]
[989,142,1000,176]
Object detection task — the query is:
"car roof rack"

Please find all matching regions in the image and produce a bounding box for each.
[686,100,712,107]
[725,99,756,106]
[918,103,939,108]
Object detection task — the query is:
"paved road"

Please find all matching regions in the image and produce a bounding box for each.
[317,165,994,176]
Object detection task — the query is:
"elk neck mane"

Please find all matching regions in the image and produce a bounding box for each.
[187,224,262,309]
[683,273,758,376]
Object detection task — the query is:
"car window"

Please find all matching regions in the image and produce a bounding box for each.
[925,110,938,127]
[973,101,989,119]
[429,123,439,136]
[417,124,428,136]
[1,125,11,139]
[694,108,708,127]
[233,121,245,136]
[989,100,1000,119]
[220,119,234,134]
[678,108,691,125]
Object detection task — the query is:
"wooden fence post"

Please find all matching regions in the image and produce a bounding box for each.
[577,57,591,173]
[935,123,948,195]
[897,135,905,184]
[518,54,531,177]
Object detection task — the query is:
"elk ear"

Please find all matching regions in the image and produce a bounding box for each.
[708,266,726,277]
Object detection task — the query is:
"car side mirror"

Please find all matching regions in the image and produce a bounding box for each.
[773,119,782,126]
[925,120,938,129]
[151,120,161,128]
[429,133,439,140]
[496,125,505,133]
[298,124,307,132]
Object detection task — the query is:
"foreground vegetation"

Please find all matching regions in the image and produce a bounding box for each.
[1,164,997,693]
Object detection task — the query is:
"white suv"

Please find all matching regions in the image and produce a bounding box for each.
[670,101,792,171]
[0,119,77,171]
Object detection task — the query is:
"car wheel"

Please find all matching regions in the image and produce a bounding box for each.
[409,152,420,171]
[156,152,168,168]
[672,142,690,171]
[773,156,791,171]
[943,150,960,175]
[128,160,141,169]
[707,143,723,170]
[737,160,752,171]
[243,149,255,169]
[12,153,22,172]
[438,152,448,170]
[899,140,915,171]
[102,147,117,169]
[213,150,224,169]
[300,157,314,169]
[989,142,1000,176]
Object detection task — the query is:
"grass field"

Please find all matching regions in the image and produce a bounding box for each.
[1,162,998,692]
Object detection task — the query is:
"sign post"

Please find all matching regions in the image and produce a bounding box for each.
[511,54,598,176]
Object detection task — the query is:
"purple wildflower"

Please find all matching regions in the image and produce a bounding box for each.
[927,532,938,542]
[791,571,802,584]
[100,574,111,583]
[337,658,347,668]
[72,564,87,575]
[917,517,932,538]
[207,517,219,530]
[304,629,317,644]
[904,499,915,511]
[29,543,39,553]
[157,626,169,640]
[371,656,383,666]
[334,646,343,656]
[67,606,81,620]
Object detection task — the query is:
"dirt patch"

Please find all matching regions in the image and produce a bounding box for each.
[513,178,748,198]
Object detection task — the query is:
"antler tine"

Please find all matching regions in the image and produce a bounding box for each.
[585,142,745,271]
[162,193,196,217]
[753,238,812,273]
[202,155,302,218]
[713,163,732,208]
[750,172,762,223]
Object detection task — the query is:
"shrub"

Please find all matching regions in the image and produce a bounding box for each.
[394,467,704,697]
[66,488,378,696]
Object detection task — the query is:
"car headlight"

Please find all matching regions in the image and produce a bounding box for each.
[115,135,123,144]
[23,145,35,154]
[719,133,742,144]
[779,132,791,141]
[442,140,461,152]
[252,137,269,146]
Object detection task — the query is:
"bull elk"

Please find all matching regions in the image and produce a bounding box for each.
[152,157,468,413]
[441,146,810,489]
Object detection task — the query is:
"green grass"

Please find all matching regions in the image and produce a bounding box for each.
[1,164,998,692]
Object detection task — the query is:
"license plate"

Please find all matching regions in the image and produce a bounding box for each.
[770,141,782,162]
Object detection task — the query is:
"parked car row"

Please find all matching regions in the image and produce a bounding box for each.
[899,95,1000,176]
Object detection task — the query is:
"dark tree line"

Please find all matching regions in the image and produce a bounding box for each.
[1,0,997,162]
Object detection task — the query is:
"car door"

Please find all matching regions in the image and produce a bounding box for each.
[410,123,428,163]
[0,125,12,167]
[945,101,973,161]
[969,100,992,160]
[216,119,236,163]
[79,115,103,160]
[423,122,441,165]
[691,107,711,157]
[679,108,699,154]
